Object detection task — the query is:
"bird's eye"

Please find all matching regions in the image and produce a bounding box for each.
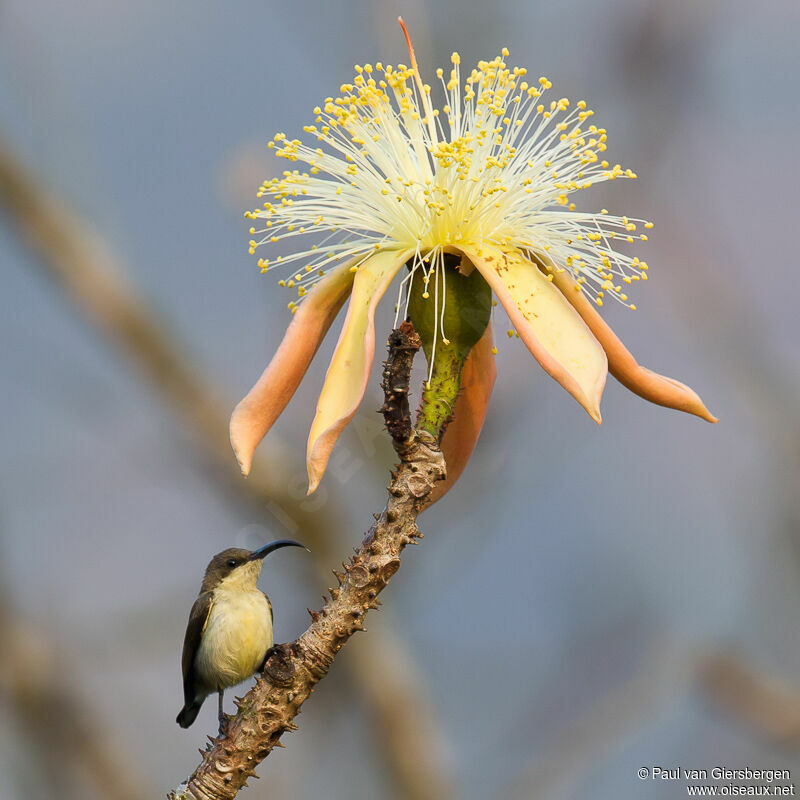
[226,558,238,568]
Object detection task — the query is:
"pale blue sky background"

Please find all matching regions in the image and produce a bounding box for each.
[1,1,799,798]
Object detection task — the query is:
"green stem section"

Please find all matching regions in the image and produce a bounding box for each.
[406,254,492,441]
[417,341,464,439]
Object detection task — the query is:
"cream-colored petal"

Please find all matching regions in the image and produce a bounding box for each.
[459,244,607,423]
[229,261,355,476]
[307,248,413,493]
[540,257,718,423]
[428,323,496,506]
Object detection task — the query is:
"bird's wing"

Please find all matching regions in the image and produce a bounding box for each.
[258,592,275,673]
[181,591,213,701]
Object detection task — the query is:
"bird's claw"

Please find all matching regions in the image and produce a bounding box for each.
[260,643,285,671]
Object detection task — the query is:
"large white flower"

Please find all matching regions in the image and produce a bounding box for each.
[231,21,716,496]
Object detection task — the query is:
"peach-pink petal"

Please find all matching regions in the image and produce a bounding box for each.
[229,260,356,476]
[459,244,607,424]
[427,323,497,506]
[306,248,413,494]
[543,260,718,423]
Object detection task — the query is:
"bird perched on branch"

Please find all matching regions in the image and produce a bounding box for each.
[177,540,307,732]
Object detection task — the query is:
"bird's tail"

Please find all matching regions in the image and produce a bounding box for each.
[176,700,203,728]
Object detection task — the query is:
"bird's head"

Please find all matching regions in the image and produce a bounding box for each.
[200,540,307,593]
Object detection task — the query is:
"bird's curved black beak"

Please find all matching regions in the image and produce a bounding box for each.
[249,539,309,561]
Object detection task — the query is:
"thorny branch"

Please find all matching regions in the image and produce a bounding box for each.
[380,324,420,442]
[170,322,446,800]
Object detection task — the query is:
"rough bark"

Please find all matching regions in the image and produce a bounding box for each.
[170,322,446,799]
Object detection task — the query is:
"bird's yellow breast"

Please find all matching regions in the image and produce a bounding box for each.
[194,587,272,691]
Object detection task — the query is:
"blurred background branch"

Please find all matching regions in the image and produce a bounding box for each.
[0,577,151,800]
[700,652,800,751]
[505,636,698,800]
[505,643,800,800]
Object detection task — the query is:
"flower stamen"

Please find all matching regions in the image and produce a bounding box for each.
[247,23,652,321]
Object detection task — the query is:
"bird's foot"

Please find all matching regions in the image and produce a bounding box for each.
[217,712,231,738]
[263,644,279,662]
[260,643,288,671]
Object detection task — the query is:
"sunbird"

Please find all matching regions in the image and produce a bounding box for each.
[176,540,307,731]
